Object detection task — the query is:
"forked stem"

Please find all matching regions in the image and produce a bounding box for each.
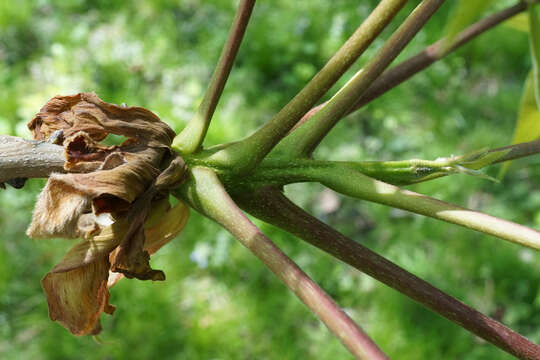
[234,186,540,360]
[274,0,445,158]
[173,0,256,154]
[292,0,539,133]
[176,167,389,360]
[274,164,540,250]
[205,0,408,173]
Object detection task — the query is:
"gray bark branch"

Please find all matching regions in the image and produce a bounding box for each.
[0,135,64,183]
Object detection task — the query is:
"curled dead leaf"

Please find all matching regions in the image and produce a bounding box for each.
[28,92,174,147]
[26,93,190,336]
[42,257,114,336]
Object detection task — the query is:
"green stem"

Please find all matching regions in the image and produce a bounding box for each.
[172,0,256,155]
[338,139,540,185]
[274,0,445,158]
[176,167,389,360]
[317,167,540,250]
[205,0,408,173]
[240,140,539,187]
[244,161,540,250]
[234,186,540,360]
[292,0,536,132]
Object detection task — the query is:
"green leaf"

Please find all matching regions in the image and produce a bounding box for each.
[458,149,510,170]
[441,0,495,52]
[529,3,540,109]
[500,4,540,178]
[499,72,540,177]
[503,13,529,32]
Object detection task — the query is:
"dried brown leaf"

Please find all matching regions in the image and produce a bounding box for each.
[28,92,175,148]
[27,175,92,238]
[42,257,114,336]
[27,92,189,336]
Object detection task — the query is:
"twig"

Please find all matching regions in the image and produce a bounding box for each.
[292,0,538,133]
[275,0,446,157]
[173,0,256,154]
[234,186,540,360]
[206,0,408,174]
[0,135,64,182]
[245,139,540,187]
[491,138,540,163]
[296,164,540,250]
[177,167,390,360]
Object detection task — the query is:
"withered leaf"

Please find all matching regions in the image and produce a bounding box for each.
[28,92,175,148]
[27,93,189,336]
[108,199,190,288]
[42,257,114,336]
[109,183,163,281]
[40,198,189,335]
[27,174,93,239]
[27,93,176,238]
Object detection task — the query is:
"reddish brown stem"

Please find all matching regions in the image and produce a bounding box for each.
[234,186,540,360]
[182,167,389,360]
[492,139,540,164]
[206,0,408,174]
[292,0,535,133]
[279,0,446,156]
[174,0,256,154]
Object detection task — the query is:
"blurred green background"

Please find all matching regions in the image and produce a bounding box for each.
[1,0,539,359]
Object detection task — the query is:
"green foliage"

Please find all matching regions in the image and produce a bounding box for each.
[500,72,540,177]
[501,3,540,176]
[529,2,540,108]
[0,1,539,359]
[505,12,529,32]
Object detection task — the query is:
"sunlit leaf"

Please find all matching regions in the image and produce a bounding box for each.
[504,13,529,32]
[529,3,540,109]
[500,4,540,178]
[499,72,540,177]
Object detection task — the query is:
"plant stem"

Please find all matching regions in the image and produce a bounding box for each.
[341,139,540,185]
[176,167,389,360]
[323,169,540,250]
[172,0,256,155]
[0,135,64,182]
[231,139,539,189]
[493,138,540,163]
[245,162,540,250]
[234,186,540,360]
[274,0,445,158]
[205,0,408,173]
[300,141,538,186]
[292,0,537,133]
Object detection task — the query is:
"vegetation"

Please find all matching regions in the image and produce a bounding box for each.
[1,0,539,359]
